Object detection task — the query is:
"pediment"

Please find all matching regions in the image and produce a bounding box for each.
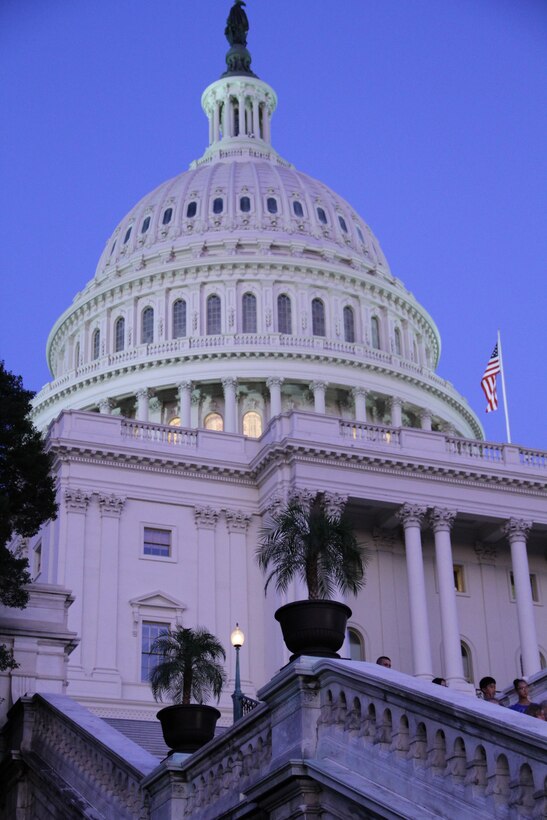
[129,590,186,610]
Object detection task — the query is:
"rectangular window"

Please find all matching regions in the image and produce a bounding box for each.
[143,527,171,557]
[453,564,466,593]
[33,542,42,580]
[141,621,167,682]
[509,571,539,603]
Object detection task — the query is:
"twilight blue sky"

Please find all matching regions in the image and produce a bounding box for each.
[1,0,546,449]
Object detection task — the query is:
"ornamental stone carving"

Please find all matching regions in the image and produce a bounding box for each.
[194,506,219,529]
[266,377,284,389]
[428,508,456,533]
[503,519,532,545]
[288,487,315,514]
[310,380,327,393]
[64,488,91,512]
[474,542,497,564]
[397,503,427,529]
[225,509,251,533]
[98,494,126,517]
[323,492,348,520]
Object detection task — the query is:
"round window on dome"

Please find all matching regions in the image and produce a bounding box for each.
[141,216,151,234]
[292,200,304,217]
[338,215,348,233]
[316,207,328,225]
[162,208,173,225]
[123,227,132,244]
[266,197,278,214]
[212,197,224,215]
[240,196,251,213]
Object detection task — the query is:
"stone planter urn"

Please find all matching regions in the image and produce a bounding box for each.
[156,704,221,753]
[275,599,352,660]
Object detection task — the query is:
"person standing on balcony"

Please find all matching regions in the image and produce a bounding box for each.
[509,679,538,713]
[479,676,504,705]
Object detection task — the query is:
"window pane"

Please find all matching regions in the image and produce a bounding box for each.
[141,621,167,682]
[243,411,262,438]
[142,307,154,343]
[394,328,402,356]
[338,215,348,233]
[293,200,304,217]
[141,216,151,234]
[115,317,125,352]
[172,299,187,338]
[207,294,221,335]
[348,628,364,661]
[312,298,325,337]
[277,294,292,334]
[123,227,132,244]
[187,201,197,218]
[242,292,257,333]
[267,197,278,214]
[356,226,365,243]
[162,207,173,225]
[92,329,100,360]
[371,316,380,349]
[213,197,224,215]
[143,527,171,557]
[204,412,224,431]
[317,207,327,225]
[343,306,355,343]
[240,196,251,212]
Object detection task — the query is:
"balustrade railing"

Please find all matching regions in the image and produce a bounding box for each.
[519,449,547,470]
[445,436,504,462]
[121,419,197,447]
[340,420,400,446]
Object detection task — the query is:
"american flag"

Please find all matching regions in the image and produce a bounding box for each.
[481,343,501,413]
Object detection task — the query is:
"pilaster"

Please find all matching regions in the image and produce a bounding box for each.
[397,504,432,679]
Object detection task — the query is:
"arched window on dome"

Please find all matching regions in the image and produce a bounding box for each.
[461,641,474,685]
[109,240,117,256]
[338,215,348,233]
[343,306,355,343]
[413,338,419,363]
[242,411,262,438]
[316,207,328,225]
[162,208,173,225]
[186,201,197,219]
[141,307,154,344]
[92,329,100,361]
[114,317,125,353]
[348,628,365,661]
[292,200,304,217]
[266,197,278,215]
[242,292,257,333]
[212,197,224,215]
[240,196,251,213]
[207,294,221,335]
[141,216,151,234]
[356,225,365,244]
[371,316,381,350]
[394,327,402,356]
[74,342,80,369]
[123,226,132,244]
[204,412,223,432]
[277,294,292,334]
[172,299,187,338]
[312,298,326,337]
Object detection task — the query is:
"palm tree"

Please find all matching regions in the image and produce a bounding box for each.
[257,496,367,600]
[149,626,227,705]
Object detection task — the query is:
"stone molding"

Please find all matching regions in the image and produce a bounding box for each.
[397,503,427,529]
[194,505,219,529]
[64,488,91,512]
[503,518,532,545]
[225,509,252,533]
[428,508,457,533]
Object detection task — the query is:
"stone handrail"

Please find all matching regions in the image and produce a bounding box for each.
[340,420,401,446]
[445,435,504,462]
[121,419,198,447]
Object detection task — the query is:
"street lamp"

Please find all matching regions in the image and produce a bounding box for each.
[231,623,245,722]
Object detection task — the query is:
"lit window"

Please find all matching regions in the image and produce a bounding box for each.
[371,316,380,350]
[115,317,125,352]
[356,226,365,243]
[277,293,292,334]
[266,197,278,214]
[453,564,466,593]
[92,329,100,360]
[293,200,304,217]
[312,298,326,337]
[172,299,187,338]
[461,641,473,684]
[242,292,257,333]
[509,572,540,603]
[123,226,132,244]
[187,201,197,218]
[141,621,168,682]
[204,412,224,431]
[240,196,251,212]
[348,628,365,661]
[207,294,221,335]
[243,410,262,438]
[141,307,154,344]
[213,197,223,215]
[343,306,355,343]
[141,216,151,234]
[143,527,171,557]
[394,327,402,356]
[162,208,173,225]
[338,215,348,233]
[317,207,328,225]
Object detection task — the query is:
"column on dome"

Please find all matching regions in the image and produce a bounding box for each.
[310,381,327,415]
[390,396,403,428]
[267,377,284,418]
[420,409,433,431]
[195,507,219,627]
[238,93,245,135]
[252,99,259,137]
[263,103,271,143]
[397,504,433,679]
[94,494,126,681]
[213,101,220,143]
[429,508,467,689]
[222,378,238,433]
[351,387,367,422]
[504,519,540,676]
[178,381,192,428]
[135,389,150,422]
[99,399,113,415]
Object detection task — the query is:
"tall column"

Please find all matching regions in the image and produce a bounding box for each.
[504,519,540,676]
[429,508,467,688]
[177,381,192,428]
[390,396,403,427]
[135,388,150,421]
[95,494,126,680]
[267,377,284,418]
[263,106,271,142]
[420,409,433,431]
[238,94,245,135]
[226,509,252,687]
[222,378,238,433]
[351,387,367,422]
[252,99,259,137]
[213,102,220,142]
[397,504,433,679]
[311,381,327,414]
[195,507,219,627]
[99,399,112,415]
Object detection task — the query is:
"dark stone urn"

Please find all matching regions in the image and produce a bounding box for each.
[156,704,221,753]
[274,599,352,661]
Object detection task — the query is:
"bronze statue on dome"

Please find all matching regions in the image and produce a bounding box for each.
[225,0,249,48]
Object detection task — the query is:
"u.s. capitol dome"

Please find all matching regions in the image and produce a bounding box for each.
[33,28,482,441]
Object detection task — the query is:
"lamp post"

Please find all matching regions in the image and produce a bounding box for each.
[230,623,245,722]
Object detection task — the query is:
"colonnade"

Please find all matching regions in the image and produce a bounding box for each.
[397,504,541,684]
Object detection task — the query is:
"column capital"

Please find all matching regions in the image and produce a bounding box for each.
[194,506,219,530]
[266,377,284,389]
[64,488,91,512]
[98,494,126,517]
[397,503,427,529]
[310,380,327,392]
[419,408,432,420]
[323,492,348,520]
[389,396,403,408]
[288,487,316,514]
[135,388,150,400]
[177,380,192,392]
[351,386,367,400]
[98,398,113,414]
[225,509,252,533]
[429,508,456,533]
[222,377,238,390]
[503,518,532,544]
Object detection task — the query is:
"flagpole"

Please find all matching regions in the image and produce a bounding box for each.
[497,330,512,443]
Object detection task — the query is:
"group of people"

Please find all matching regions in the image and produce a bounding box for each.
[375,657,545,720]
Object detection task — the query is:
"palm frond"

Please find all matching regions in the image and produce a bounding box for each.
[149,626,227,705]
